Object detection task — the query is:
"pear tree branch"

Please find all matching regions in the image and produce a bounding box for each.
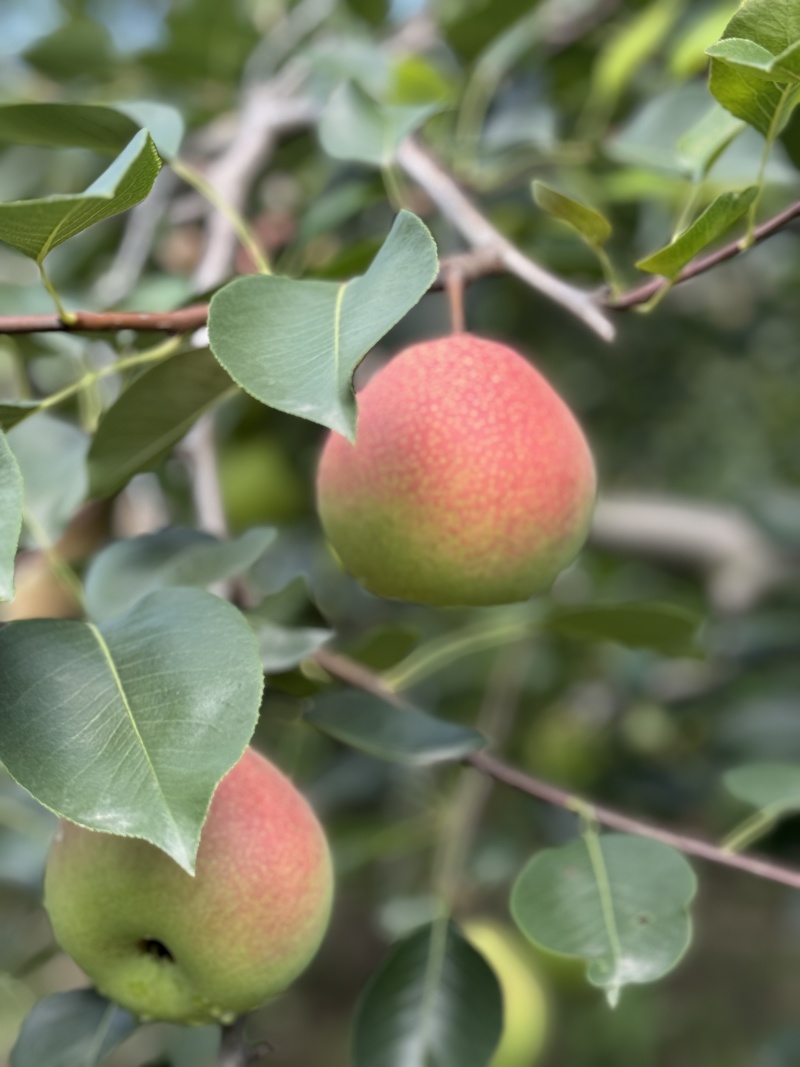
[313,648,800,893]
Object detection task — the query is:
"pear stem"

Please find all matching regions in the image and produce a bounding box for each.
[218,1017,249,1066]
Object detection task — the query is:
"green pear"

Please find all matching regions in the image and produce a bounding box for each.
[317,334,596,607]
[44,747,333,1025]
[464,919,550,1067]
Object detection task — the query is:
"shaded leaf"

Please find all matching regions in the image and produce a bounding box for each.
[533,181,611,247]
[11,989,137,1067]
[724,763,800,816]
[85,527,276,621]
[319,81,439,167]
[0,431,22,603]
[0,588,264,873]
[0,130,161,263]
[0,101,183,159]
[511,834,696,1005]
[353,921,503,1067]
[0,402,39,432]
[306,690,484,765]
[208,210,438,439]
[88,349,236,498]
[708,0,800,137]
[546,602,702,656]
[8,414,88,546]
[251,620,332,673]
[636,187,758,278]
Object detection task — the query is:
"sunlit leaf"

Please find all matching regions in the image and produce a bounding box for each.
[0,431,22,603]
[675,104,746,180]
[306,690,484,765]
[533,181,611,248]
[511,834,697,1005]
[85,527,276,621]
[208,210,438,439]
[353,921,503,1067]
[11,990,137,1067]
[0,130,161,263]
[636,187,758,278]
[0,588,264,873]
[708,0,800,137]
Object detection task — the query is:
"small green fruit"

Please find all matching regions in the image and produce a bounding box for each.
[464,919,550,1067]
[44,747,333,1025]
[316,334,596,607]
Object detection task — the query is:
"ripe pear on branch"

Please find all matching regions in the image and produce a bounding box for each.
[44,747,333,1025]
[317,334,596,607]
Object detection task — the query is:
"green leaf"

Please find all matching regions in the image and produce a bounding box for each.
[319,82,440,167]
[0,588,264,874]
[0,130,162,263]
[533,181,612,248]
[546,602,702,656]
[88,349,236,499]
[353,921,503,1067]
[0,431,23,603]
[251,620,333,673]
[675,104,746,181]
[85,527,276,622]
[306,691,484,765]
[11,989,137,1067]
[511,834,697,1006]
[635,187,758,278]
[0,101,183,159]
[0,402,40,432]
[8,414,88,547]
[208,210,438,439]
[724,763,800,816]
[708,0,800,137]
[590,0,687,113]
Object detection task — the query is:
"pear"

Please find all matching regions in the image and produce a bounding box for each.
[317,334,596,606]
[44,747,333,1025]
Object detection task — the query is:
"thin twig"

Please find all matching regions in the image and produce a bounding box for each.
[218,1017,249,1067]
[396,138,616,342]
[609,198,800,310]
[0,306,208,335]
[313,648,800,893]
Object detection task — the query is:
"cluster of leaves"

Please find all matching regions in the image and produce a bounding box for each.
[1,0,800,1065]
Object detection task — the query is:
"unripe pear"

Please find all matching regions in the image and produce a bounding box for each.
[44,747,333,1025]
[317,334,596,606]
[464,919,550,1067]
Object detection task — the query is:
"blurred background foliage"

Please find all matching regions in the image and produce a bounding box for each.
[1,0,800,1064]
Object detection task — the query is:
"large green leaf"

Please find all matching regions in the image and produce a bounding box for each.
[0,101,183,159]
[0,431,23,603]
[11,990,137,1067]
[353,921,503,1067]
[319,82,439,167]
[88,349,236,499]
[0,130,161,263]
[636,187,758,279]
[85,527,276,621]
[0,588,264,873]
[8,414,88,547]
[511,834,697,1005]
[724,763,800,816]
[708,0,800,137]
[208,210,438,439]
[306,691,484,765]
[545,602,702,656]
[533,181,612,248]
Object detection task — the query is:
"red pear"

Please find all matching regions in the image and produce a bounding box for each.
[317,334,596,606]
